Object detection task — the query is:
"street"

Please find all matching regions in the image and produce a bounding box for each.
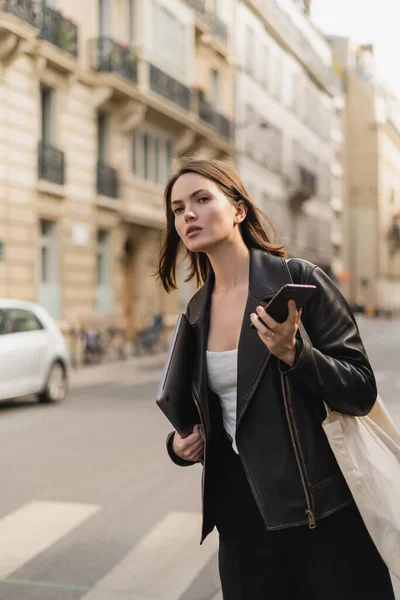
[0,317,399,599]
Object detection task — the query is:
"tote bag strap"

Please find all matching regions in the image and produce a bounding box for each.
[284,258,331,416]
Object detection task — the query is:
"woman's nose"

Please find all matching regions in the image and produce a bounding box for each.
[184,209,197,220]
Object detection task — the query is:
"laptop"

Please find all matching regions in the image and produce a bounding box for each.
[156,314,200,438]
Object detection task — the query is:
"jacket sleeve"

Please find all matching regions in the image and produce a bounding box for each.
[279,266,377,416]
[166,431,197,467]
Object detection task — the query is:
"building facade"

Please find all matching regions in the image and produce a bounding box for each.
[331,39,400,313]
[0,0,235,337]
[234,0,342,276]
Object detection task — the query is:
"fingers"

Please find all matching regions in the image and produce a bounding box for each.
[253,305,278,333]
[172,425,204,462]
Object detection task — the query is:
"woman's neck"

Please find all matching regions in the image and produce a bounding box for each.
[208,242,250,294]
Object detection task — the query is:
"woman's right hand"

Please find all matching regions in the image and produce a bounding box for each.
[172,424,204,462]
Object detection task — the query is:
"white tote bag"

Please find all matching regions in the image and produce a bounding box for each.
[322,395,400,580]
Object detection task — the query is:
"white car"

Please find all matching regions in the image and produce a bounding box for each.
[0,300,69,403]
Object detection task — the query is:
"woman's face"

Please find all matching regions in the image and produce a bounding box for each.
[171,173,246,252]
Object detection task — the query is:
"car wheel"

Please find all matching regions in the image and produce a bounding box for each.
[38,362,68,403]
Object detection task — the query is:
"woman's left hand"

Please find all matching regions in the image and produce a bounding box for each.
[250,300,302,366]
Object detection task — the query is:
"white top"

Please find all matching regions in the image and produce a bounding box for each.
[206,348,239,454]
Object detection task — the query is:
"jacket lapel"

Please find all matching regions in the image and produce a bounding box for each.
[236,251,291,425]
[188,272,214,425]
[187,250,291,428]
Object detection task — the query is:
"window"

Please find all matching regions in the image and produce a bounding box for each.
[40,85,54,144]
[244,104,256,156]
[155,5,185,73]
[38,219,59,319]
[245,26,255,76]
[262,46,270,89]
[96,230,109,286]
[3,309,44,334]
[133,129,174,184]
[274,58,283,101]
[97,112,109,161]
[99,0,111,37]
[95,230,114,313]
[40,220,56,285]
[211,69,220,111]
[128,0,135,43]
[166,140,173,177]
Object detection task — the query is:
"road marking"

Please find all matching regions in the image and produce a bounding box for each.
[81,511,219,600]
[0,501,100,579]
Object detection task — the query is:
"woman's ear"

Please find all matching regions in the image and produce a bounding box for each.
[235,200,247,223]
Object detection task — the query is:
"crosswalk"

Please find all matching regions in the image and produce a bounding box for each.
[0,500,398,599]
[0,501,221,600]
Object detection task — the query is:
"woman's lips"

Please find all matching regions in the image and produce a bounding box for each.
[187,229,202,238]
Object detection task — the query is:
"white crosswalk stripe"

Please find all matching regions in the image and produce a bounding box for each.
[0,501,100,579]
[0,503,221,599]
[81,511,219,600]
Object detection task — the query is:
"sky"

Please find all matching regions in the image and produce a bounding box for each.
[311,0,400,96]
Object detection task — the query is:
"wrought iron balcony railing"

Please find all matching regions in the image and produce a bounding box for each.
[149,64,191,111]
[183,0,206,19]
[88,38,138,84]
[210,13,228,44]
[38,2,78,57]
[196,93,232,140]
[0,0,36,26]
[38,141,65,185]
[259,0,336,93]
[97,160,118,198]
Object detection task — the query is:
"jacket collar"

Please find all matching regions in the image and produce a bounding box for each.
[187,248,289,325]
[188,249,291,427]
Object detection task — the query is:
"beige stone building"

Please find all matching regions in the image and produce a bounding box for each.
[235,0,343,278]
[331,39,400,313]
[0,0,235,340]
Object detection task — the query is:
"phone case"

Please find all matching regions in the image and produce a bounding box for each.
[264,284,317,323]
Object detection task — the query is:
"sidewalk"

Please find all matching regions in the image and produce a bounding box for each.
[70,352,166,389]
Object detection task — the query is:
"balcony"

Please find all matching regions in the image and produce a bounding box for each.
[88,38,138,84]
[210,13,228,44]
[0,0,36,26]
[183,0,206,20]
[289,165,317,207]
[258,0,337,94]
[38,141,65,186]
[38,2,78,57]
[97,160,118,198]
[196,92,232,140]
[149,64,191,111]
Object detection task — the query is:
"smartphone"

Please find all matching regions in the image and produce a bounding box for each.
[252,283,317,325]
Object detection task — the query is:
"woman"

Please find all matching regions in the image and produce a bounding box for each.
[156,158,395,599]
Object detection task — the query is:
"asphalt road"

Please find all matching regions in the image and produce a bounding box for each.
[0,317,399,600]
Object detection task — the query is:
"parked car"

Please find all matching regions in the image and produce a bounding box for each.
[0,300,69,404]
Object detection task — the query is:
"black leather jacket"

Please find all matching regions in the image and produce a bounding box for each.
[166,249,377,543]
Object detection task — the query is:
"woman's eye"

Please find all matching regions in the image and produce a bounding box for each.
[198,196,209,203]
[174,207,183,215]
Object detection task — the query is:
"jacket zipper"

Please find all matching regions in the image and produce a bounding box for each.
[192,384,207,543]
[281,373,316,529]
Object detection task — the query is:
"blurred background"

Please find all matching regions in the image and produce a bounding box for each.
[1,0,399,362]
[0,1,399,599]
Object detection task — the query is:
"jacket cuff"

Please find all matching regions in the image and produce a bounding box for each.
[166,431,197,467]
[278,336,307,374]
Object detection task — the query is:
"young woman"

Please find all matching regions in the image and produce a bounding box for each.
[156,158,395,599]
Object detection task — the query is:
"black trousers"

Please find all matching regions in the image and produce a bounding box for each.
[213,435,395,600]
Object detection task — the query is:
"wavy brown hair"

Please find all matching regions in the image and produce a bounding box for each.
[156,158,286,293]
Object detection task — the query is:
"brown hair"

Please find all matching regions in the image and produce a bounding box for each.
[156,158,286,293]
